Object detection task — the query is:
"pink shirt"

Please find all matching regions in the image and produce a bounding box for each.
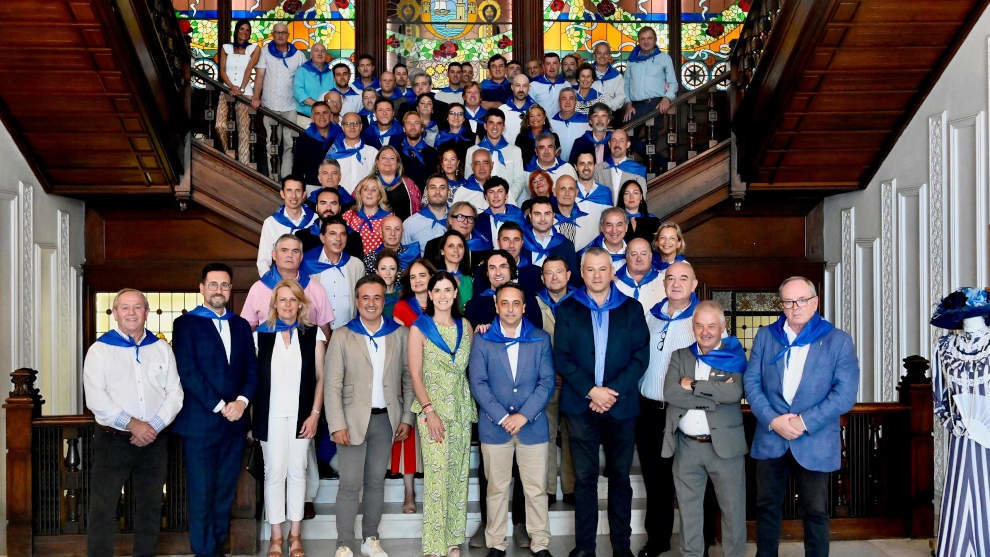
[239,277,334,328]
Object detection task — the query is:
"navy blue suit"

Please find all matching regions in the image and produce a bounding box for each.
[552,294,650,555]
[172,312,258,557]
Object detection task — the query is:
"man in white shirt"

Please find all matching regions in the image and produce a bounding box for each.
[553,175,598,251]
[465,109,527,204]
[329,112,378,194]
[434,62,465,105]
[304,216,366,330]
[498,73,536,145]
[258,176,320,276]
[452,149,493,213]
[549,88,590,163]
[326,275,414,557]
[614,237,664,314]
[331,62,363,116]
[636,260,699,557]
[592,41,627,113]
[593,128,647,199]
[529,53,567,120]
[402,174,450,253]
[525,133,577,187]
[573,151,613,232]
[254,23,307,176]
[581,208,628,270]
[83,288,184,557]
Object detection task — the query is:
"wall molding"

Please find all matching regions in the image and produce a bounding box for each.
[840,207,855,337]
[18,181,34,370]
[855,237,880,402]
[929,110,948,532]
[879,180,897,401]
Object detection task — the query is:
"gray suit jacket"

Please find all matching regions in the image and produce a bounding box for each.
[661,347,747,459]
[325,325,414,445]
[593,161,647,198]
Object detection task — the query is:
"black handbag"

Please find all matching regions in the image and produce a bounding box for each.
[245,438,264,479]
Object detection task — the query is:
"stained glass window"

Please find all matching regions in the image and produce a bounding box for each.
[712,289,778,354]
[386,0,513,88]
[543,0,669,66]
[95,292,202,344]
[175,0,220,80]
[681,0,749,90]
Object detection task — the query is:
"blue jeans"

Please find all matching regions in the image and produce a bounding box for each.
[565,410,637,554]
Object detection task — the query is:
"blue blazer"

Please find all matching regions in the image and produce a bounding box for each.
[744,324,859,472]
[469,328,555,445]
[552,296,650,420]
[171,313,258,437]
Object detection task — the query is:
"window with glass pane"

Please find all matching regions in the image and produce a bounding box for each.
[95,292,202,344]
[175,0,221,82]
[543,0,669,66]
[386,0,513,87]
[680,0,749,90]
[231,0,355,60]
[711,290,778,354]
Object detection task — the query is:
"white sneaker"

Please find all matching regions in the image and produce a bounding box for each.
[335,545,354,557]
[361,536,388,557]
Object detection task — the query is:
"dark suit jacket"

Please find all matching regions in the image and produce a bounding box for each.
[400,144,438,191]
[171,312,258,437]
[292,127,341,186]
[295,228,364,259]
[553,295,650,420]
[464,292,544,330]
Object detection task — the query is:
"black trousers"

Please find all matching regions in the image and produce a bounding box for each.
[635,397,675,552]
[755,450,831,557]
[87,427,168,557]
[183,432,245,557]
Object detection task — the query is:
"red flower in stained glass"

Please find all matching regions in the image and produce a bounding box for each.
[282,0,302,14]
[498,36,512,49]
[178,19,191,34]
[434,40,458,58]
[705,22,725,38]
[739,0,753,11]
[334,0,349,8]
[550,0,566,12]
[596,1,616,17]
[386,36,399,47]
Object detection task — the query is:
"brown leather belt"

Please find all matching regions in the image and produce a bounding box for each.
[681,432,712,443]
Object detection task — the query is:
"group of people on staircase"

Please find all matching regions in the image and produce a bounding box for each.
[81,21,864,557]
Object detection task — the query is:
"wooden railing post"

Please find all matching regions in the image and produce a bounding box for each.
[5,368,44,556]
[898,355,934,538]
[228,439,258,555]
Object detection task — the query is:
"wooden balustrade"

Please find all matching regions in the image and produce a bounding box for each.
[4,370,258,556]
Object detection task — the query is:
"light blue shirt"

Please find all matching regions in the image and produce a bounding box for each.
[293,63,334,116]
[624,50,678,103]
[590,304,610,386]
[401,209,448,254]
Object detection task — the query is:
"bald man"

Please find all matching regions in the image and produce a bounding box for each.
[499,73,536,144]
[363,214,422,274]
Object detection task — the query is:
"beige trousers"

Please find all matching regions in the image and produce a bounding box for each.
[481,438,550,552]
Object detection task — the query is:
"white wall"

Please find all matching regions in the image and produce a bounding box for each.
[822,6,990,534]
[0,122,86,552]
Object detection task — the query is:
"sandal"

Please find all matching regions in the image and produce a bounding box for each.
[288,535,305,557]
[267,537,284,557]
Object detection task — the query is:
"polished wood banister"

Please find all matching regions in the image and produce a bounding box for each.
[31,415,96,427]
[621,72,732,133]
[191,68,303,132]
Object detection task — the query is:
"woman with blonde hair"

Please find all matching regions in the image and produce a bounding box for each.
[342,176,393,255]
[652,221,687,276]
[372,145,422,220]
[253,279,326,557]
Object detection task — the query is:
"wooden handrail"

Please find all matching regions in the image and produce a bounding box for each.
[191,67,304,132]
[621,71,731,132]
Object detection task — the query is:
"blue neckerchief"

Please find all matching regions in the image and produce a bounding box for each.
[537,287,574,317]
[373,121,404,140]
[435,127,474,148]
[334,86,359,98]
[358,107,374,119]
[596,64,621,83]
[460,175,484,193]
[525,156,568,173]
[572,284,627,326]
[586,235,625,262]
[414,314,464,363]
[396,87,416,103]
[301,247,351,276]
[606,158,647,179]
[344,316,400,350]
[407,297,425,316]
[503,97,536,113]
[376,242,420,269]
[96,329,159,363]
[424,120,439,134]
[649,293,699,324]
[581,130,611,147]
[329,137,366,162]
[271,204,317,232]
[267,41,298,67]
[465,106,488,124]
[480,78,509,93]
[300,60,332,84]
[572,86,601,103]
[614,264,661,300]
[480,288,496,297]
[377,173,403,190]
[652,253,687,272]
[467,231,490,251]
[483,204,524,226]
[552,111,589,125]
[479,317,543,347]
[533,74,566,89]
[576,182,613,206]
[260,267,310,289]
[555,205,589,226]
[768,313,834,365]
[447,177,466,196]
[479,136,510,165]
[255,319,301,333]
[439,85,463,94]
[350,207,391,233]
[188,305,231,331]
[690,336,748,374]
[523,226,567,260]
[415,206,448,230]
[378,89,403,100]
[352,76,380,91]
[303,122,338,152]
[306,185,354,208]
[628,46,662,63]
[401,137,427,164]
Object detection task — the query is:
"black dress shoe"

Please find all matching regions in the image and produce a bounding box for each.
[486,549,506,557]
[385,470,402,479]
[303,501,316,520]
[567,549,594,557]
[531,550,553,557]
[561,493,575,505]
[637,543,670,557]
[546,494,557,505]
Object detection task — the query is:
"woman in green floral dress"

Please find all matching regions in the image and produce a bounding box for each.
[408,271,476,557]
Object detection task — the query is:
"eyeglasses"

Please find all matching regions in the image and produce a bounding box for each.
[780,295,817,309]
[451,214,476,223]
[206,282,233,291]
[656,326,669,351]
[341,121,362,127]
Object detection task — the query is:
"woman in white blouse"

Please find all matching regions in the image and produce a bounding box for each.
[216,19,261,166]
[253,279,326,557]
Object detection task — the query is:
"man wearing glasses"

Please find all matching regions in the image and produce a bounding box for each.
[744,276,859,556]
[172,263,259,557]
[253,23,307,177]
[636,260,699,557]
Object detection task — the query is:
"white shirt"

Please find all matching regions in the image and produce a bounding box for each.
[530,231,555,267]
[640,304,696,401]
[451,182,489,213]
[499,101,530,144]
[781,322,811,405]
[254,327,327,418]
[605,241,627,271]
[206,309,232,362]
[610,158,628,198]
[222,43,258,96]
[465,143,528,204]
[496,321,521,425]
[361,318,388,408]
[614,270,665,317]
[313,251,364,329]
[556,205,599,252]
[679,346,717,436]
[533,160,577,187]
[549,114,590,163]
[334,140,379,194]
[257,208,319,276]
[337,87,364,116]
[257,46,307,112]
[594,66,627,112]
[83,329,184,432]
